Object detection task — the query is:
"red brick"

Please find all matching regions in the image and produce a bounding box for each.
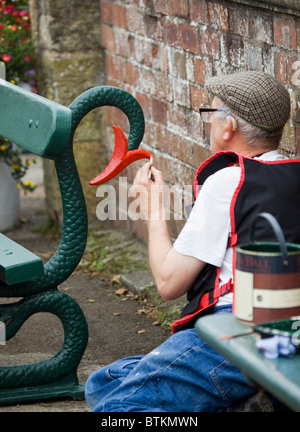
[151,97,167,124]
[287,55,299,86]
[101,1,127,28]
[107,106,129,134]
[189,0,207,25]
[170,0,188,18]
[195,57,206,85]
[134,37,152,66]
[156,72,173,101]
[114,29,128,57]
[168,104,188,131]
[101,24,115,51]
[274,17,297,51]
[228,6,250,38]
[208,2,229,32]
[105,53,125,82]
[125,62,139,86]
[135,91,150,119]
[175,51,186,79]
[190,85,209,111]
[126,7,144,35]
[200,29,219,59]
[275,51,287,84]
[154,0,171,15]
[163,19,179,46]
[174,79,190,108]
[139,68,156,94]
[155,126,194,166]
[144,15,163,41]
[112,3,128,29]
[222,34,244,68]
[193,143,212,168]
[249,12,273,44]
[100,0,114,25]
[180,24,199,54]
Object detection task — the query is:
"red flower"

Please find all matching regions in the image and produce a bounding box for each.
[1,54,12,62]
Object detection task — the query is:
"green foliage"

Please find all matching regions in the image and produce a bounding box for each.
[0,0,36,88]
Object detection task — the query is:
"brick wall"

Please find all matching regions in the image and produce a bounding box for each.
[99,0,300,241]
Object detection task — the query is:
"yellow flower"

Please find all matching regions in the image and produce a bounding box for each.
[11,163,21,170]
[0,144,7,151]
[26,160,32,166]
[24,180,34,188]
[10,80,15,85]
[17,183,21,189]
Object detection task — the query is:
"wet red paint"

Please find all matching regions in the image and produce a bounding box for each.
[89,125,151,185]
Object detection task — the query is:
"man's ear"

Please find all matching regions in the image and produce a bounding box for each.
[230,116,237,131]
[223,116,237,140]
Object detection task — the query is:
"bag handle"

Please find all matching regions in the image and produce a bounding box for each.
[250,212,289,266]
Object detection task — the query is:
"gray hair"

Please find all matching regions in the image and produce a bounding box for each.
[216,103,284,149]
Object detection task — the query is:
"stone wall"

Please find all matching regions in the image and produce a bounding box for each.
[99,0,300,241]
[29,0,107,228]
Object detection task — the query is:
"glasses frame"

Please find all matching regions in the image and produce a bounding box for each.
[199,106,235,123]
[199,105,238,133]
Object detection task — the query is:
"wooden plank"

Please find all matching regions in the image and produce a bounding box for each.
[0,234,44,285]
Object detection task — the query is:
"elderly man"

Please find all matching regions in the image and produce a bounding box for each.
[85,71,300,412]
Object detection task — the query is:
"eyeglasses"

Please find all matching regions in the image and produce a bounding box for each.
[199,106,234,123]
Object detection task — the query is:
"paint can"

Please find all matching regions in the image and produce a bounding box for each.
[234,213,300,324]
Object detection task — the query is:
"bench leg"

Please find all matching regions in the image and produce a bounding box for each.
[0,289,88,404]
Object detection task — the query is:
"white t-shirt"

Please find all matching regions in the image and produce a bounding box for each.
[173,150,288,307]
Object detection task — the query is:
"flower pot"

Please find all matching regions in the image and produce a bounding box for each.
[0,161,20,231]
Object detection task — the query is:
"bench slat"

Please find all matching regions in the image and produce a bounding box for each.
[0,79,72,159]
[0,234,44,285]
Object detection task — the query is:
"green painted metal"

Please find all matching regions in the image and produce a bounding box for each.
[0,83,145,404]
[0,79,72,159]
[0,234,44,285]
[195,314,300,412]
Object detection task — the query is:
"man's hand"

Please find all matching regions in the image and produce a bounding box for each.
[131,161,206,301]
[131,161,166,222]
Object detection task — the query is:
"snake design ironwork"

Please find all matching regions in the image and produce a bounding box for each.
[0,86,146,399]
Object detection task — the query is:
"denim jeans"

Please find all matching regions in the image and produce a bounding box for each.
[85,305,256,412]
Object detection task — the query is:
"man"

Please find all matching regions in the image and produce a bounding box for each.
[85,71,300,412]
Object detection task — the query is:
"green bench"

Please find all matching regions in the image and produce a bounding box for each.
[195,314,300,411]
[0,234,44,285]
[0,78,145,404]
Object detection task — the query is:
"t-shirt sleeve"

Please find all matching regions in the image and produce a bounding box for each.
[173,166,241,267]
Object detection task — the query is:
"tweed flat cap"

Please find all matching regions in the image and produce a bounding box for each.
[204,71,290,130]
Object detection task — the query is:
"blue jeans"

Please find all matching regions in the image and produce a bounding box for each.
[85,305,256,412]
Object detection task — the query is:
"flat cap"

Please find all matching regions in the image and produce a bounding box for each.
[204,71,290,130]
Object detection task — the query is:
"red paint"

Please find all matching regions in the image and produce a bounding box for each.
[89,125,151,185]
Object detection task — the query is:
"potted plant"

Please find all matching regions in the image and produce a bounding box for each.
[0,0,37,231]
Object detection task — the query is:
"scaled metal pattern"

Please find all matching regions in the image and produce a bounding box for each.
[0,85,145,403]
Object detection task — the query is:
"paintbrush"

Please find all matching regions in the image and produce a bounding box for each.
[218,329,256,340]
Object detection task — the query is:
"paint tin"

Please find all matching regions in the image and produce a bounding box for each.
[234,213,300,324]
